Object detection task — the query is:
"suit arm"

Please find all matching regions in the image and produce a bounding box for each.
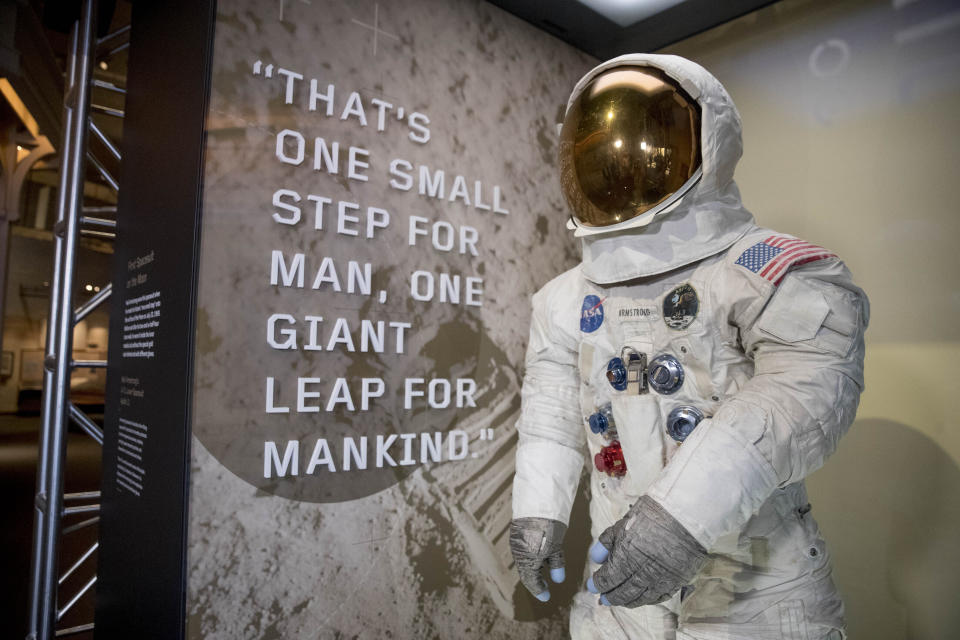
[512,284,587,525]
[646,261,869,549]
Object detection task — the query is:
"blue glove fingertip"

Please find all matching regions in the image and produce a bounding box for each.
[600,594,611,606]
[550,567,565,583]
[589,541,610,564]
[586,577,598,594]
[535,590,551,602]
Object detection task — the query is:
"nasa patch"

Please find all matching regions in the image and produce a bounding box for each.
[580,294,605,333]
[663,284,699,331]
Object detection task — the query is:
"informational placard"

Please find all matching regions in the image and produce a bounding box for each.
[186,1,596,638]
[96,2,216,638]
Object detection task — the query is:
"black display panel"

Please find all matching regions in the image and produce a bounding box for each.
[94,1,216,638]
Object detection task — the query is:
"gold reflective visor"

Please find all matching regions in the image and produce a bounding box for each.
[559,66,702,228]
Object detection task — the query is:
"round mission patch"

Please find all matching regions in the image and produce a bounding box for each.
[663,283,699,330]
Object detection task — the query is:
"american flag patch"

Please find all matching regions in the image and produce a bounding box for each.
[734,235,837,285]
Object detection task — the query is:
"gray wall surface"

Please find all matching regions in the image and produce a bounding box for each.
[662,1,960,638]
[186,0,595,637]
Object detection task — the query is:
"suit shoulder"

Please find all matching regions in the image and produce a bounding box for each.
[528,265,585,347]
[722,228,844,287]
[532,264,584,306]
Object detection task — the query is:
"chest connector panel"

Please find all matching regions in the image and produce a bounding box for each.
[606,348,648,394]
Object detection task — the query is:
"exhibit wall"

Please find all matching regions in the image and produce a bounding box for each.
[0,235,110,413]
[185,0,595,638]
[663,1,960,638]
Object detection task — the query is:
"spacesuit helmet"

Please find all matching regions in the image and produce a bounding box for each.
[559,65,703,236]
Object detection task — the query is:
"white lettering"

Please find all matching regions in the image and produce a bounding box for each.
[399,433,417,465]
[348,147,370,182]
[306,439,335,473]
[389,159,413,191]
[272,189,301,225]
[265,377,289,413]
[410,271,433,302]
[474,181,491,211]
[404,378,425,410]
[297,377,321,413]
[408,111,431,144]
[361,378,385,410]
[264,440,298,477]
[465,277,483,307]
[405,378,477,408]
[270,251,304,288]
[448,430,468,460]
[367,207,390,237]
[421,432,442,463]
[337,201,360,236]
[343,437,368,471]
[304,315,323,351]
[433,220,455,252]
[276,129,305,165]
[428,378,451,408]
[376,434,398,467]
[277,67,303,104]
[309,80,335,115]
[307,195,332,230]
[313,138,339,174]
[493,185,509,215]
[340,91,368,125]
[327,317,355,352]
[370,98,393,131]
[311,257,341,291]
[267,313,297,349]
[419,166,444,198]
[326,378,355,411]
[457,378,477,407]
[448,175,470,205]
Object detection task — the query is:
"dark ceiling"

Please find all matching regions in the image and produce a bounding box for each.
[0,0,131,208]
[1,0,779,203]
[488,0,781,59]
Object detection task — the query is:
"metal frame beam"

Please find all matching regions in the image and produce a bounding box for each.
[25,1,118,638]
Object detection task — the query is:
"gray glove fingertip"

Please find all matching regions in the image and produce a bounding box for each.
[590,559,616,594]
[598,524,618,550]
[546,549,565,569]
[519,569,549,600]
[589,540,609,564]
[543,547,564,583]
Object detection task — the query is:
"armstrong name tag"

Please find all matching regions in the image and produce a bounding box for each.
[618,306,655,319]
[612,297,659,320]
[612,301,658,340]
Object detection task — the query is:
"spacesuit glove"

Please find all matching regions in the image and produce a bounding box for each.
[590,495,707,608]
[509,517,567,602]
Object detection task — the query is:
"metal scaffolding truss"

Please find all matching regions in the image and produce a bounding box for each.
[26,1,126,638]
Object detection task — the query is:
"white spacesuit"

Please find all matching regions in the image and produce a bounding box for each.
[510,54,867,640]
